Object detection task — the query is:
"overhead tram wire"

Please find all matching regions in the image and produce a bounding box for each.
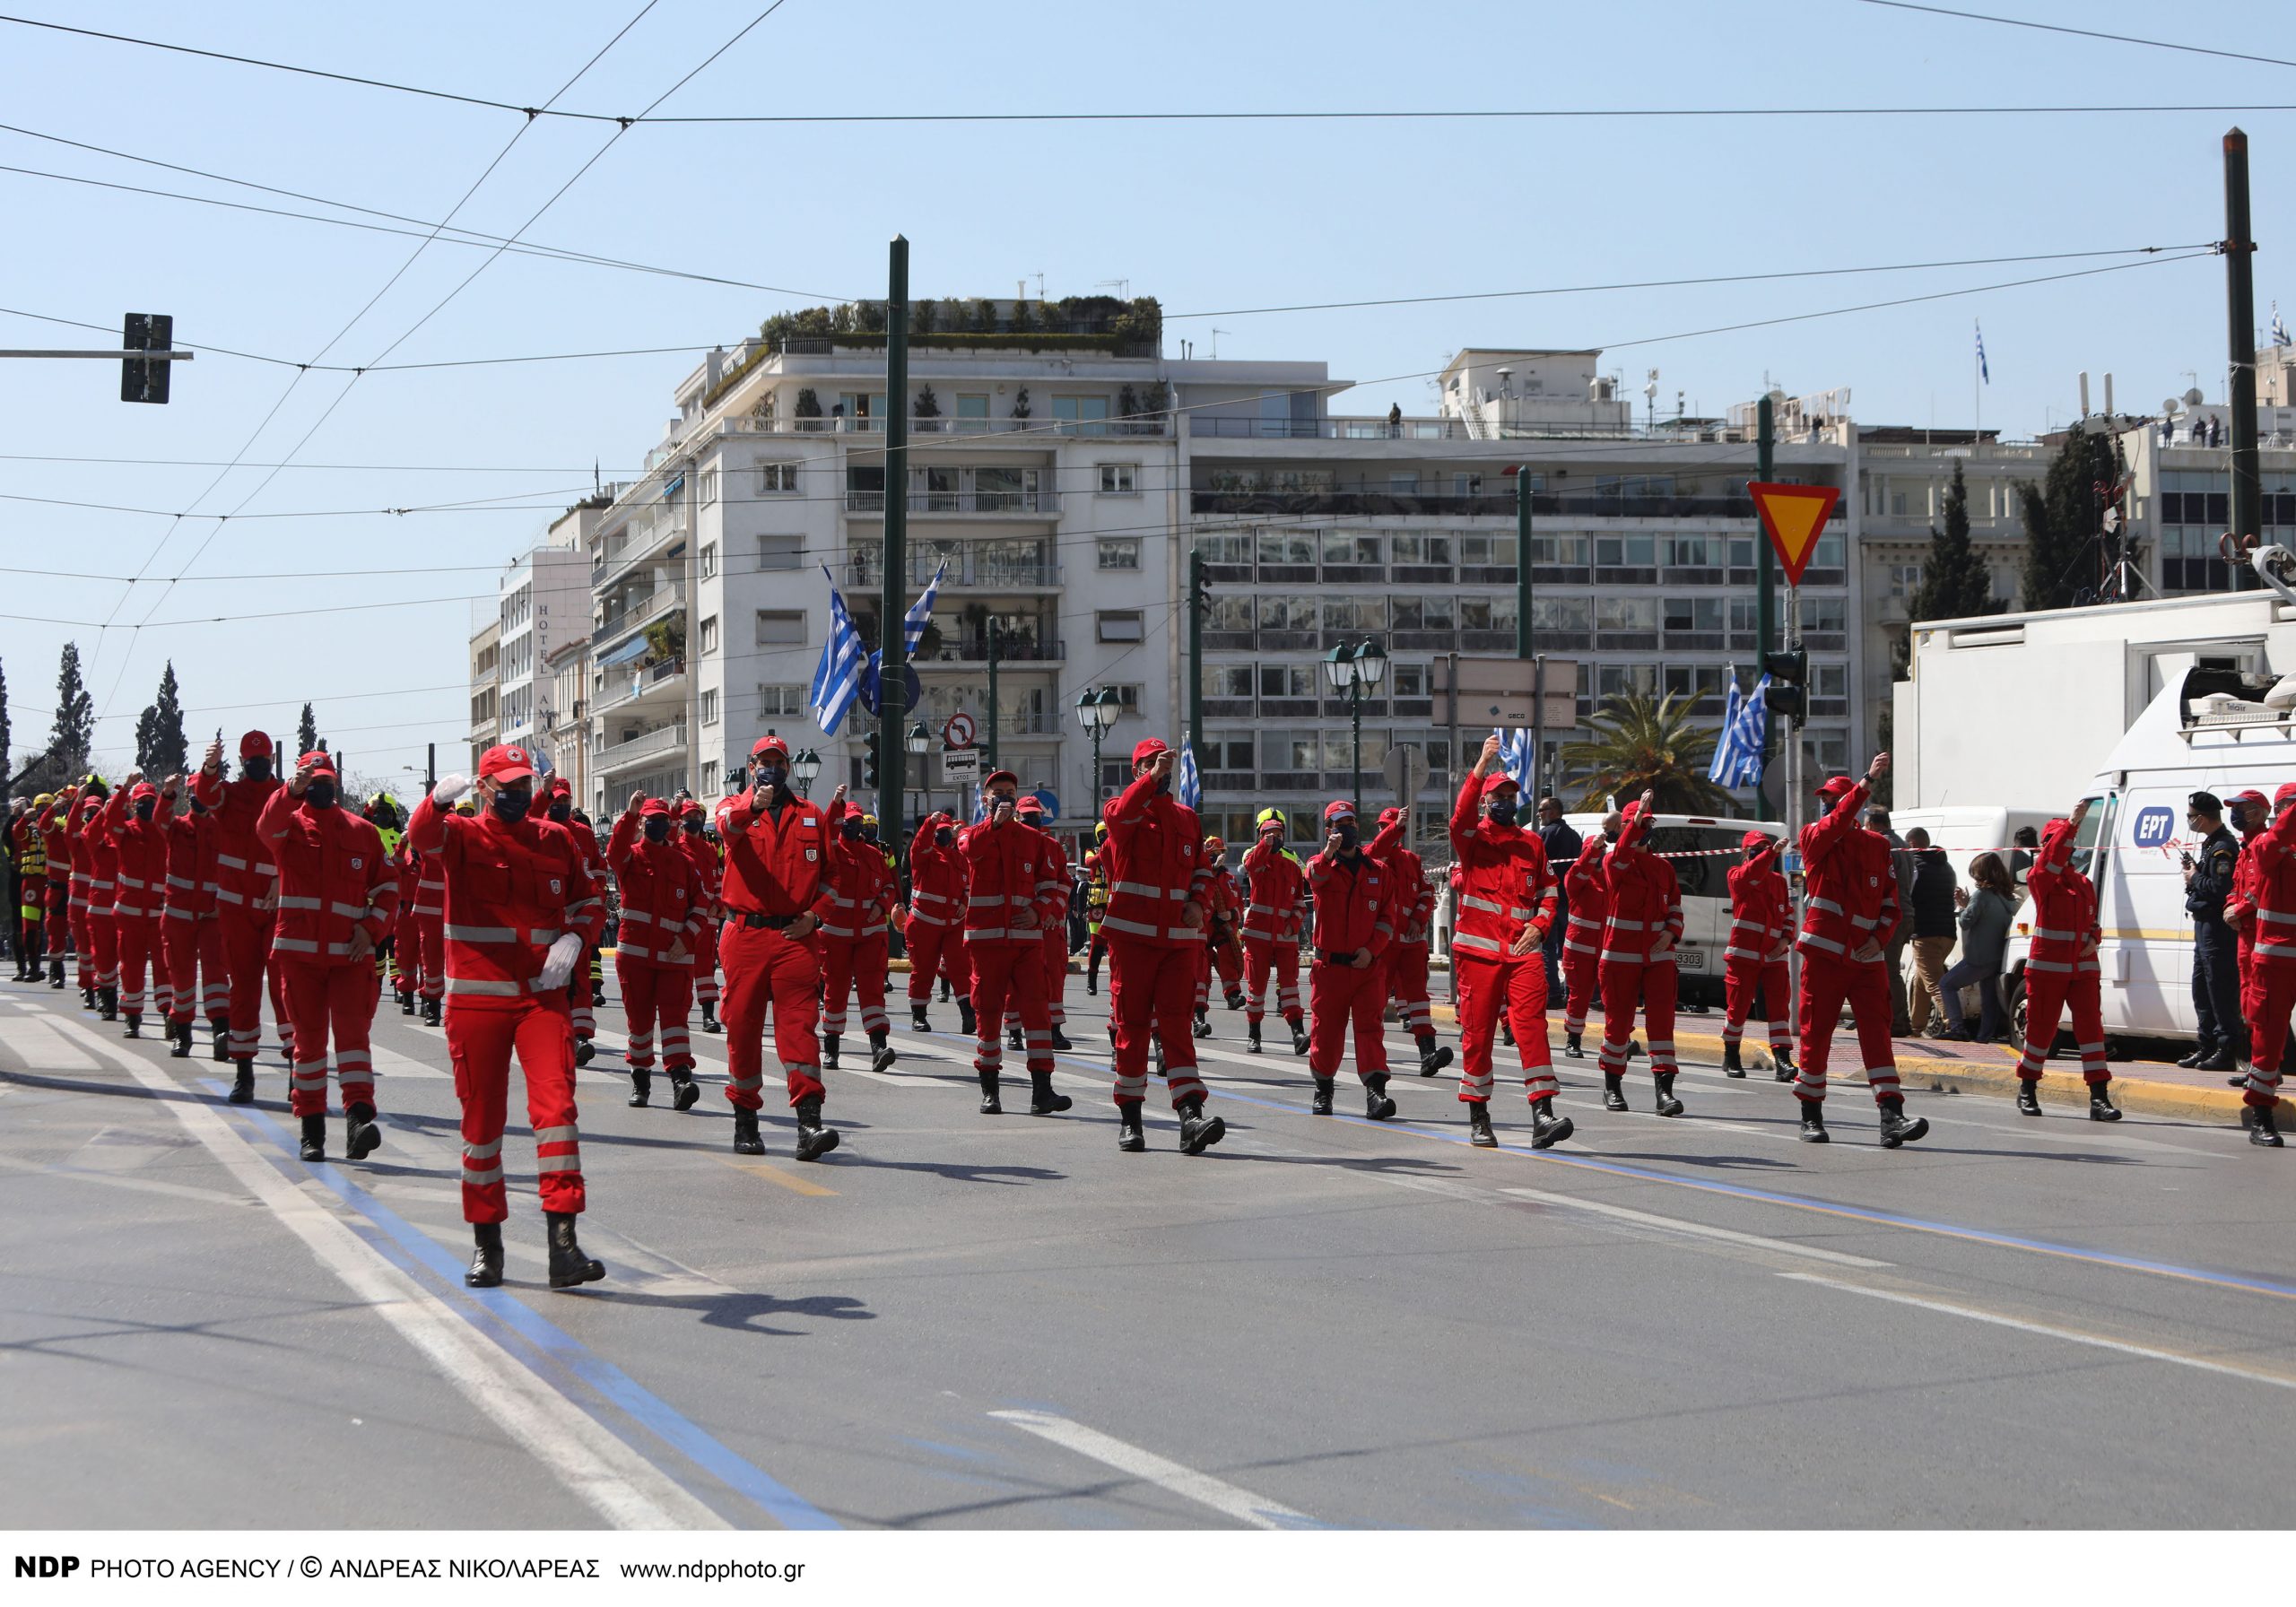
[1852,1,2296,74]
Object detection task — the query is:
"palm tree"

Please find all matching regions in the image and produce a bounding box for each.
[1558,689,1734,814]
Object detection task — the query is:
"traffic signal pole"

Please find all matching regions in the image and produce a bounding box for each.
[879,238,910,831]
[1187,546,1206,805]
[986,616,1000,773]
[2225,128,2261,563]
[1754,397,1776,820]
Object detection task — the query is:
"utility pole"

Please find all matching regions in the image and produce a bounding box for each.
[879,238,911,831]
[986,615,1000,772]
[2225,127,2262,568]
[1754,395,1777,818]
[1515,464,1536,786]
[425,742,436,793]
[1187,546,1207,800]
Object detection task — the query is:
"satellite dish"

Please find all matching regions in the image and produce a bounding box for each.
[2163,397,2180,415]
[2185,387,2206,406]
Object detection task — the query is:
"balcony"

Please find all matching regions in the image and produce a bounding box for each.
[591,518,690,591]
[591,656,686,716]
[916,635,1066,665]
[844,555,1062,590]
[846,490,1064,517]
[1190,414,1645,442]
[708,413,1169,439]
[595,722,689,773]
[1189,489,1760,520]
[592,583,686,650]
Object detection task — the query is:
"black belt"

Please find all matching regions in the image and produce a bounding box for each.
[1316,948,1364,966]
[735,911,799,931]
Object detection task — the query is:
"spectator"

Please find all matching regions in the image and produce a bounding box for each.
[1904,828,1960,1036]
[2179,790,2243,1073]
[1866,805,1915,1035]
[2008,824,2039,903]
[1535,795,1581,998]
[1940,853,2015,1042]
[1387,402,1403,439]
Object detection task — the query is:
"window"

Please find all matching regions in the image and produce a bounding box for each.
[1203,665,1254,698]
[1662,596,1724,633]
[1322,530,1381,566]
[700,614,720,653]
[1458,594,1518,630]
[1887,562,1922,599]
[972,465,1043,511]
[757,462,798,493]
[1097,537,1141,571]
[1596,474,1674,498]
[757,532,802,570]
[758,683,804,717]
[701,761,719,795]
[1258,529,1318,567]
[1195,533,1249,565]
[1812,533,1845,569]
[1799,596,1847,632]
[1665,534,1715,568]
[1258,663,1316,698]
[1596,663,1658,697]
[700,689,719,725]
[1322,596,1384,632]
[1098,464,1138,494]
[1813,663,1848,699]
[1097,610,1144,643]
[1271,730,1322,772]
[1391,663,1428,698]
[1663,665,1726,702]
[956,395,988,422]
[700,468,719,505]
[1390,594,1455,630]
[1729,536,1757,567]
[1452,473,1483,498]
[1458,533,1518,567]
[1596,596,1657,631]
[1388,472,1421,495]
[1729,597,1759,634]
[1053,395,1110,435]
[1532,595,1590,633]
[1258,595,1317,631]
[1595,534,1657,567]
[699,541,718,580]
[1107,684,1142,711]
[754,610,804,646]
[1206,595,1254,631]
[913,465,960,511]
[1530,532,1588,566]
[1391,533,1453,566]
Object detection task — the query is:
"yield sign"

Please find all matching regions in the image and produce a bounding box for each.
[1746,482,1841,586]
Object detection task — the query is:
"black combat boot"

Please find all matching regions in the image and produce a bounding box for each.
[1563,1031,1583,1059]
[1468,1102,1498,1147]
[2193,1049,2237,1074]
[545,1212,605,1289]
[1363,1072,1397,1121]
[822,1035,841,1070]
[1722,1042,1745,1078]
[465,1222,504,1288]
[1500,1020,1516,1047]
[911,1003,931,1031]
[956,999,977,1038]
[299,1113,326,1161]
[1653,1071,1684,1118]
[399,991,416,1017]
[1050,1026,1073,1052]
[2177,1045,2209,1068]
[1192,1009,1212,1039]
[1029,1070,1072,1116]
[573,1038,595,1067]
[80,985,95,1010]
[870,1030,898,1073]
[1008,1022,1025,1052]
[628,1071,651,1108]
[1797,1100,1830,1143]
[422,997,442,1027]
[344,1101,381,1161]
[731,1108,765,1156]
[227,1059,255,1105]
[1247,1020,1263,1054]
[1876,1096,1929,1149]
[1772,1050,1798,1083]
[1416,1033,1453,1076]
[1116,1102,1146,1152]
[1176,1094,1226,1155]
[1289,1020,1310,1056]
[210,1021,230,1061]
[794,1094,839,1161]
[700,999,720,1034]
[1602,1071,1629,1112]
[2249,1105,2284,1147]
[49,959,65,987]
[940,980,952,1003]
[1310,1076,1335,1116]
[1529,1095,1575,1150]
[169,1021,191,1057]
[669,1071,700,1112]
[2089,1081,2122,1122]
[99,986,117,1021]
[978,1067,1004,1116]
[122,1011,143,1039]
[2015,1079,2044,1116]
[1225,987,1246,1011]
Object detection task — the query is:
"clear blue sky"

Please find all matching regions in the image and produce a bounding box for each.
[2,0,2285,784]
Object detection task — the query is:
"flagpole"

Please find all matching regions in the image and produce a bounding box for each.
[1973,320,1981,456]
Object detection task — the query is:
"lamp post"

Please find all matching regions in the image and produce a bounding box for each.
[791,746,822,799]
[1077,684,1122,819]
[905,721,931,823]
[1323,638,1388,820]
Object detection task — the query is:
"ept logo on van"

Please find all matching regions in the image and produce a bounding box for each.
[2130,804,2177,848]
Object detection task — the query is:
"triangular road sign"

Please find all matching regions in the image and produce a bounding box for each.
[1746,482,1841,586]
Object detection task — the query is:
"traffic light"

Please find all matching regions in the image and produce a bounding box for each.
[1762,647,1808,723]
[864,735,880,793]
[121,313,172,404]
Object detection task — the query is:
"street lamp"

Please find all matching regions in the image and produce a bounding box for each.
[791,746,822,798]
[906,721,931,821]
[1323,638,1388,819]
[1077,684,1123,813]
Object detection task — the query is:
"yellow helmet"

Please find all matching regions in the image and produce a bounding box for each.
[1256,806,1286,830]
[1094,821,1109,842]
[861,812,879,829]
[34,792,54,809]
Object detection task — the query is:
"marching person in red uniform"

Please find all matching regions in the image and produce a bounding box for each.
[676,801,724,1033]
[961,769,1074,1118]
[2222,788,2271,1090]
[258,751,397,1162]
[72,785,121,1019]
[1083,822,1111,995]
[1020,796,1076,1052]
[195,734,284,1103]
[389,833,422,1016]
[1190,835,1247,1038]
[1239,809,1311,1055]
[1101,738,1225,1155]
[98,775,169,1038]
[1370,805,1450,1077]
[607,792,709,1111]
[410,747,607,1288]
[817,785,900,1077]
[1304,800,1399,1118]
[36,790,72,988]
[1597,793,1686,1117]
[903,811,975,1038]
[1793,752,1927,1147]
[2234,782,2296,1146]
[1720,830,1796,1081]
[542,778,603,1065]
[2012,801,2123,1122]
[1560,820,1615,1058]
[714,734,839,1161]
[1448,735,1569,1148]
[159,775,228,1059]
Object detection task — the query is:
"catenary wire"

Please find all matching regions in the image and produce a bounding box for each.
[1853,1,2296,73]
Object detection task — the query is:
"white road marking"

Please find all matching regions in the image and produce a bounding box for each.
[1782,1273,2296,1390]
[0,1013,100,1070]
[32,1002,726,1530]
[1502,1188,1891,1267]
[989,1409,1316,1529]
[367,1042,448,1080]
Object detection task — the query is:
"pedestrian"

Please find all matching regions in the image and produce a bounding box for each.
[606,791,709,1110]
[1370,804,1450,1075]
[1535,796,1581,1001]
[410,750,608,1288]
[9,796,48,983]
[1018,796,1075,1051]
[902,811,975,1038]
[543,779,603,1066]
[1940,852,2013,1042]
[1598,790,1687,1116]
[675,800,724,1033]
[2220,789,2271,1088]
[389,830,421,1016]
[98,775,168,1039]
[69,782,121,1020]
[1559,817,1615,1058]
[1903,827,1961,1037]
[1190,833,1246,1037]
[35,789,72,989]
[258,751,398,1162]
[1300,801,1400,1117]
[1865,805,1915,1035]
[1794,755,1928,1147]
[194,735,285,1101]
[2180,790,2244,1073]
[159,775,228,1060]
[1720,830,1796,1080]
[1100,738,1226,1155]
[1083,822,1110,995]
[961,770,1073,1118]
[1387,401,1403,438]
[1239,808,1310,1055]
[2233,783,2295,1146]
[2013,803,2122,1121]
[1446,735,1568,1147]
[2007,824,2039,899]
[818,785,900,1076]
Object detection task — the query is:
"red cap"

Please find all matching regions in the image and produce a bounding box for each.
[542,774,570,796]
[1131,737,1169,769]
[1324,800,1355,823]
[1622,800,1648,826]
[239,730,273,760]
[751,734,790,760]
[297,749,336,777]
[1742,829,1771,852]
[1480,771,1518,798]
[984,768,1019,790]
[1378,806,1404,828]
[1816,775,1857,804]
[639,797,672,819]
[130,782,158,802]
[1015,795,1044,820]
[2235,788,2270,808]
[476,743,535,784]
[2275,783,2296,808]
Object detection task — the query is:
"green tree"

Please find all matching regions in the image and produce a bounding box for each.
[1908,460,1999,623]
[2016,423,2116,611]
[48,642,92,777]
[135,660,188,777]
[1557,690,1734,813]
[297,701,318,757]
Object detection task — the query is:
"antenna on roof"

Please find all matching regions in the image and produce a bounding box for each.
[1097,279,1130,299]
[1211,328,1230,359]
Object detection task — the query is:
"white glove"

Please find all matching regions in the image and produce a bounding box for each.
[538,933,583,990]
[431,773,472,807]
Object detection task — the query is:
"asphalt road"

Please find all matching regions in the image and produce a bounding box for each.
[3,971,2292,1531]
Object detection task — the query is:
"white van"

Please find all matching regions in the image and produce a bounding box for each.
[1889,805,2055,894]
[1562,812,1787,1006]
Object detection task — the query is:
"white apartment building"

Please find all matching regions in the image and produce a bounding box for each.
[489,513,593,777]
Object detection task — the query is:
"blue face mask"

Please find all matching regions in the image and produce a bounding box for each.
[491,787,533,824]
[643,817,671,844]
[752,763,788,792]
[243,756,272,783]
[1485,797,1518,828]
[134,797,157,822]
[305,779,337,811]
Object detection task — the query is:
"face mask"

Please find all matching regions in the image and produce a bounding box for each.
[135,798,157,822]
[753,764,788,792]
[190,797,206,817]
[547,797,571,822]
[305,779,337,811]
[491,787,533,824]
[1485,798,1518,827]
[683,820,703,836]
[935,828,954,847]
[1332,821,1359,849]
[841,819,863,840]
[990,792,1018,815]
[244,757,272,783]
[643,817,671,844]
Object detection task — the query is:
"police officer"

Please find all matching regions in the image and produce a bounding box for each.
[2181,791,2243,1073]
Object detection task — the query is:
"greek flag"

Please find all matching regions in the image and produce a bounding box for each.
[2274,302,2292,349]
[1177,737,1202,812]
[1490,727,1534,791]
[808,566,866,735]
[1975,321,1989,384]
[902,559,947,657]
[1709,675,1769,788]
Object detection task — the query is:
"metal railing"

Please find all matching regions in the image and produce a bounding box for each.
[1189,489,1761,519]
[591,519,690,589]
[592,583,686,647]
[718,413,1167,439]
[846,490,1065,516]
[590,657,686,716]
[846,555,1061,590]
[594,723,689,770]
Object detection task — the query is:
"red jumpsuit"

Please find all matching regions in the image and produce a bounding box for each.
[36,799,71,980]
[1039,833,1075,1033]
[2240,803,2296,1111]
[678,815,724,1016]
[816,804,896,1045]
[1722,841,1794,1061]
[258,786,397,1116]
[904,815,973,1008]
[1561,834,1609,1039]
[1597,806,1683,1082]
[194,761,286,1064]
[1369,818,1437,1038]
[713,786,830,1111]
[1793,778,1903,1108]
[161,796,227,1031]
[1239,838,1308,1029]
[2014,818,2109,1087]
[100,787,170,1022]
[1100,769,1214,1110]
[72,797,120,1002]
[2225,821,2266,1045]
[557,811,604,1044]
[960,812,1067,1086]
[1305,848,1396,1083]
[607,811,706,1076]
[408,793,601,1225]
[1195,864,1246,1013]
[389,840,420,1005]
[1448,774,1560,1105]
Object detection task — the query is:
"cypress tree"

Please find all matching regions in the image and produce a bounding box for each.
[49,642,93,777]
[1908,460,1999,622]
